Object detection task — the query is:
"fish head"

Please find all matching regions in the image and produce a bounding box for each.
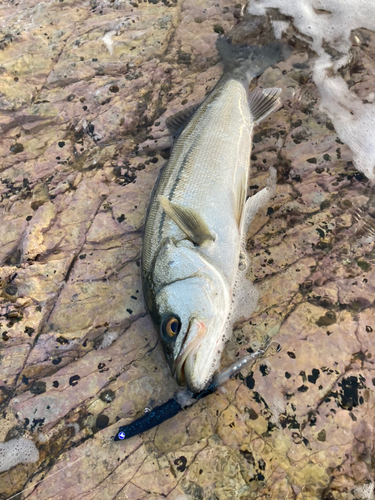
[150,239,230,392]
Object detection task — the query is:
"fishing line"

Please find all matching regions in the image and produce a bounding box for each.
[6,454,86,500]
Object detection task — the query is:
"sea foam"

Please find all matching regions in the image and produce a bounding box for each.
[249,0,375,182]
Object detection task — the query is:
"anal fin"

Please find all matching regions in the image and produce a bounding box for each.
[158,195,216,246]
[249,88,282,123]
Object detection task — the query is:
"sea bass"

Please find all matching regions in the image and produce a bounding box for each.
[142,40,291,392]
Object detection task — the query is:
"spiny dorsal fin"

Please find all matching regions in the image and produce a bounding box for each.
[249,88,282,123]
[165,104,200,137]
[158,195,216,246]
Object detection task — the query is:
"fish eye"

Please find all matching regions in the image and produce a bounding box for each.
[161,315,181,339]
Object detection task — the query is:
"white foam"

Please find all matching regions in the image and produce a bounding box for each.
[249,0,375,182]
[271,20,289,39]
[0,438,39,473]
[102,31,116,55]
[353,481,374,500]
[98,331,119,349]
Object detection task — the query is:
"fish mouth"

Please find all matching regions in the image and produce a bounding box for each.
[174,318,206,388]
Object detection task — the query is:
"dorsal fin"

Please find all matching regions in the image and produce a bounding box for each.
[165,104,200,137]
[158,195,216,246]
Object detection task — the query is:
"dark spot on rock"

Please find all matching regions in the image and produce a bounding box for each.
[52,357,62,365]
[337,375,365,410]
[174,456,187,472]
[117,214,125,223]
[246,407,258,420]
[267,207,274,216]
[83,105,88,110]
[349,412,357,421]
[299,370,307,382]
[199,469,203,474]
[287,351,296,359]
[357,259,371,272]
[365,326,372,333]
[57,336,69,345]
[320,200,330,210]
[258,459,266,470]
[25,326,35,336]
[260,364,270,376]
[240,449,255,465]
[30,381,46,395]
[257,473,265,481]
[69,375,80,386]
[22,375,29,385]
[315,167,324,173]
[317,429,326,441]
[245,371,255,390]
[96,414,109,429]
[26,215,33,221]
[5,285,17,296]
[5,425,24,442]
[98,363,106,370]
[308,411,317,426]
[79,254,86,260]
[297,385,308,392]
[92,58,98,62]
[307,157,317,164]
[308,369,320,384]
[67,94,75,101]
[285,372,291,379]
[292,119,302,128]
[354,171,366,182]
[127,308,133,314]
[58,141,65,148]
[323,153,331,161]
[10,143,24,154]
[316,311,337,327]
[150,157,158,163]
[99,389,115,403]
[53,381,59,388]
[109,85,119,93]
[326,121,334,131]
[213,24,224,34]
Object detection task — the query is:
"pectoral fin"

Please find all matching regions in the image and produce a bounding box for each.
[249,88,282,123]
[158,195,216,246]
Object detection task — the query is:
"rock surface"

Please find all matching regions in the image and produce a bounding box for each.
[1,0,375,499]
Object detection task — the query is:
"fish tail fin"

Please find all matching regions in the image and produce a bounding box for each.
[248,87,282,123]
[216,37,292,85]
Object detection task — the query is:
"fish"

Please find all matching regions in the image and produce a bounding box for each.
[141,38,292,392]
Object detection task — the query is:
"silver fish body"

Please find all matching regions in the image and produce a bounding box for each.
[142,41,291,391]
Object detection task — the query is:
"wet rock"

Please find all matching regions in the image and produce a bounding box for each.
[0,0,374,498]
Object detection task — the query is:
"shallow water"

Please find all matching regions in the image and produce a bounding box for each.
[0,0,374,499]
